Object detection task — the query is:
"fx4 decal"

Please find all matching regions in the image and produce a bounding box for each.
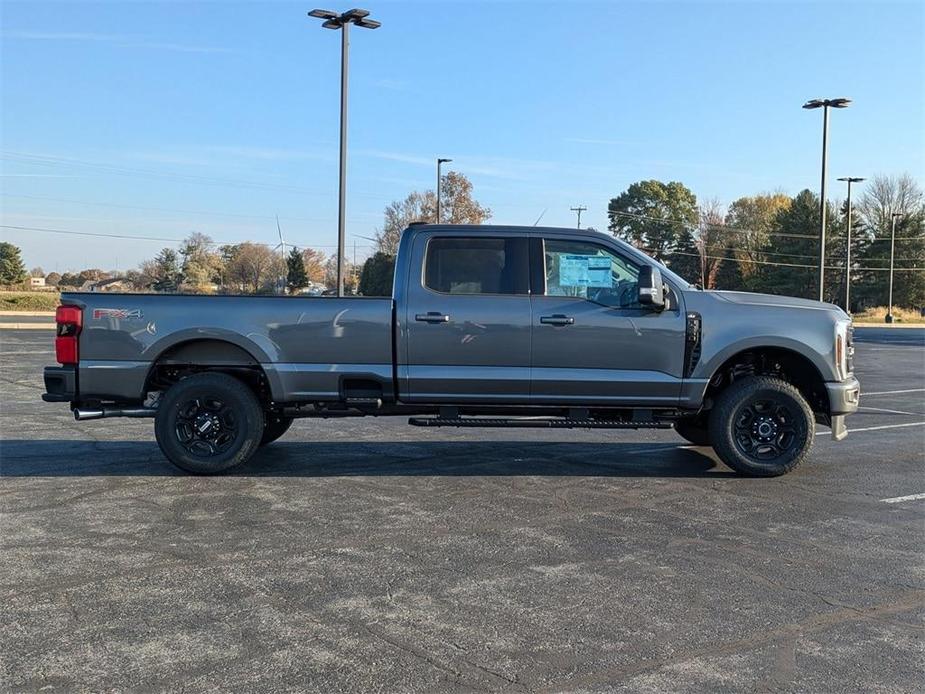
[92,308,143,320]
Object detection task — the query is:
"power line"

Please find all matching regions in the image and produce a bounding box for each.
[669,249,920,272]
[0,224,375,249]
[0,192,373,225]
[609,209,923,241]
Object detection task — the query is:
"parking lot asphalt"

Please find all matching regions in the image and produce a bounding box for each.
[1,327,923,692]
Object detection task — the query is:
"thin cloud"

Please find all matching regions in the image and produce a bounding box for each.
[5,31,229,54]
[564,137,639,146]
[357,149,557,181]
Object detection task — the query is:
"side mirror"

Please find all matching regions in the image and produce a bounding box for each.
[638,266,665,310]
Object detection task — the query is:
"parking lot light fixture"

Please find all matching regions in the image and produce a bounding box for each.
[308,8,381,296]
[803,97,852,302]
[837,176,865,312]
[886,212,903,323]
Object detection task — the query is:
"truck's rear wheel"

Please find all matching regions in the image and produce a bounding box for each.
[674,417,711,446]
[154,373,264,475]
[260,415,293,446]
[709,376,814,477]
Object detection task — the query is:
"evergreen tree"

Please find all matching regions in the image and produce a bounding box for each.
[753,190,841,302]
[152,248,182,292]
[286,247,309,293]
[0,242,28,285]
[358,252,395,296]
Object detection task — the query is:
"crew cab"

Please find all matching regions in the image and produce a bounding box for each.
[43,224,860,476]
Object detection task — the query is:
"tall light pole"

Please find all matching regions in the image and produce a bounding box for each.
[309,8,381,296]
[837,176,864,312]
[803,97,851,302]
[436,158,452,223]
[886,212,903,323]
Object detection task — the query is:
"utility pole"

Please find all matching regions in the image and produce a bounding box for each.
[308,8,381,297]
[886,212,902,323]
[570,205,587,229]
[436,158,452,223]
[837,177,864,312]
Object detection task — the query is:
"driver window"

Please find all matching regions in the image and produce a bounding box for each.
[544,239,642,308]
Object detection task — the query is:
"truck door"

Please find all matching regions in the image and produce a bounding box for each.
[401,233,531,402]
[530,235,687,405]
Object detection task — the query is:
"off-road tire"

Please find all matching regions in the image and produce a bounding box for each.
[674,417,712,446]
[260,415,293,446]
[709,376,814,477]
[155,372,264,475]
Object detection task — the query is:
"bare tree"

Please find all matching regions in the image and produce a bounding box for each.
[375,172,492,255]
[323,254,357,293]
[695,199,727,289]
[857,173,924,233]
[301,248,327,284]
[375,191,429,255]
[226,243,283,294]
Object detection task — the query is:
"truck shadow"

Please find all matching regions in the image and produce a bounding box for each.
[0,440,736,478]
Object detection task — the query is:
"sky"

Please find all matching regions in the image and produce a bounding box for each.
[1,0,923,273]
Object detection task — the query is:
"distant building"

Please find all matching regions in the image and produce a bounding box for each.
[29,277,46,289]
[95,278,130,292]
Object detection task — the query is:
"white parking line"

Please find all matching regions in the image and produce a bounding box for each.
[881,493,925,504]
[863,389,925,396]
[859,406,923,416]
[848,422,925,433]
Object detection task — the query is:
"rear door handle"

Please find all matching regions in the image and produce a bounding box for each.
[540,315,575,326]
[415,312,450,323]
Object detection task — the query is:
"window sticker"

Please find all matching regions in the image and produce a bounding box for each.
[586,255,612,288]
[559,254,612,288]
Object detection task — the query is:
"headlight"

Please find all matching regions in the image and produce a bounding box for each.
[835,319,853,380]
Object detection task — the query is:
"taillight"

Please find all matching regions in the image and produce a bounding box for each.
[55,305,82,365]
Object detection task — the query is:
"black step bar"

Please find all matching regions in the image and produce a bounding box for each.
[408,415,673,430]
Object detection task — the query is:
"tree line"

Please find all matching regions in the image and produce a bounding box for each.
[605,173,924,310]
[2,170,921,310]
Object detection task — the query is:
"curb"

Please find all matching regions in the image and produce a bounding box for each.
[853,324,925,329]
[0,311,56,317]
[0,323,55,330]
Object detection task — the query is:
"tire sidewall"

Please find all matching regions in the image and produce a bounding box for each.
[709,377,814,476]
[155,373,264,474]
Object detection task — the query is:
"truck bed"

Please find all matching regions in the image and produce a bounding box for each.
[63,293,394,403]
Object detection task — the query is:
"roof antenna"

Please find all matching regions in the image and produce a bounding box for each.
[532,208,547,226]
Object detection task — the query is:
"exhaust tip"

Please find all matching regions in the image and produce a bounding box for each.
[74,408,104,421]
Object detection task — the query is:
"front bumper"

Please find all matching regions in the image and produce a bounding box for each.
[825,375,860,441]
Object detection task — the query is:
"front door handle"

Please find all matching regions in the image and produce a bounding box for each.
[540,314,575,326]
[415,312,450,323]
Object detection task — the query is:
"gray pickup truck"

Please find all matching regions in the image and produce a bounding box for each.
[43,224,859,476]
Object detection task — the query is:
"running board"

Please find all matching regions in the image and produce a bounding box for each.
[408,416,673,429]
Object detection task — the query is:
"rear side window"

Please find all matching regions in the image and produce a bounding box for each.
[424,237,528,295]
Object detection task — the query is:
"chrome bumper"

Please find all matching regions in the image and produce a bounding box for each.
[826,375,860,441]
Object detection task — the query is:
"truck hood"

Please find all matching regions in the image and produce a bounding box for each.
[708,290,847,315]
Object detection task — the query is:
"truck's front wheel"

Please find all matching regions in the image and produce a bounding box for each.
[708,376,814,477]
[154,373,264,475]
